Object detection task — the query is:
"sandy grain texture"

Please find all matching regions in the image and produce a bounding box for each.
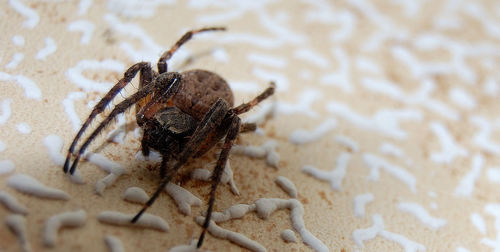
[1,1,500,251]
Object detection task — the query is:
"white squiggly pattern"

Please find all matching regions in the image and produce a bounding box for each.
[2,1,500,251]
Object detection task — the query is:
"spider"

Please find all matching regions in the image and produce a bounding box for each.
[62,27,275,248]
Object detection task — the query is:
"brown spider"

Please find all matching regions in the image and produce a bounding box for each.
[62,27,275,248]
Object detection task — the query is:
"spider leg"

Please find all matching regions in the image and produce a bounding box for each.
[63,62,153,173]
[240,122,257,133]
[197,113,240,248]
[197,84,275,246]
[68,73,182,175]
[233,82,276,115]
[157,27,226,73]
[159,155,168,180]
[159,153,170,178]
[134,65,158,124]
[131,98,230,222]
[140,134,151,157]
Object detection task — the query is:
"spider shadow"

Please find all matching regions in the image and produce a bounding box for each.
[90,121,140,156]
[170,47,223,72]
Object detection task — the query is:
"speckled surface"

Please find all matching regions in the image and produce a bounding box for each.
[2,1,500,251]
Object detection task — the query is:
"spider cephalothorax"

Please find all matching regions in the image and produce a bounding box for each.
[62,27,275,248]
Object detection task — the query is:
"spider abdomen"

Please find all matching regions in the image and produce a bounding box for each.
[172,69,234,121]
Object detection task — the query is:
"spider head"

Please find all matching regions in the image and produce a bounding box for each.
[141,106,197,154]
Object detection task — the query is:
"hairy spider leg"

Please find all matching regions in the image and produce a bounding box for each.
[197,113,240,248]
[236,82,276,134]
[68,73,182,175]
[131,85,275,248]
[63,62,154,173]
[159,153,172,178]
[157,27,226,74]
[132,86,275,247]
[234,82,276,115]
[135,64,159,126]
[239,122,257,133]
[197,85,275,247]
[131,98,230,222]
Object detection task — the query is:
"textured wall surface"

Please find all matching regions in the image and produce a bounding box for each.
[1,1,500,251]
